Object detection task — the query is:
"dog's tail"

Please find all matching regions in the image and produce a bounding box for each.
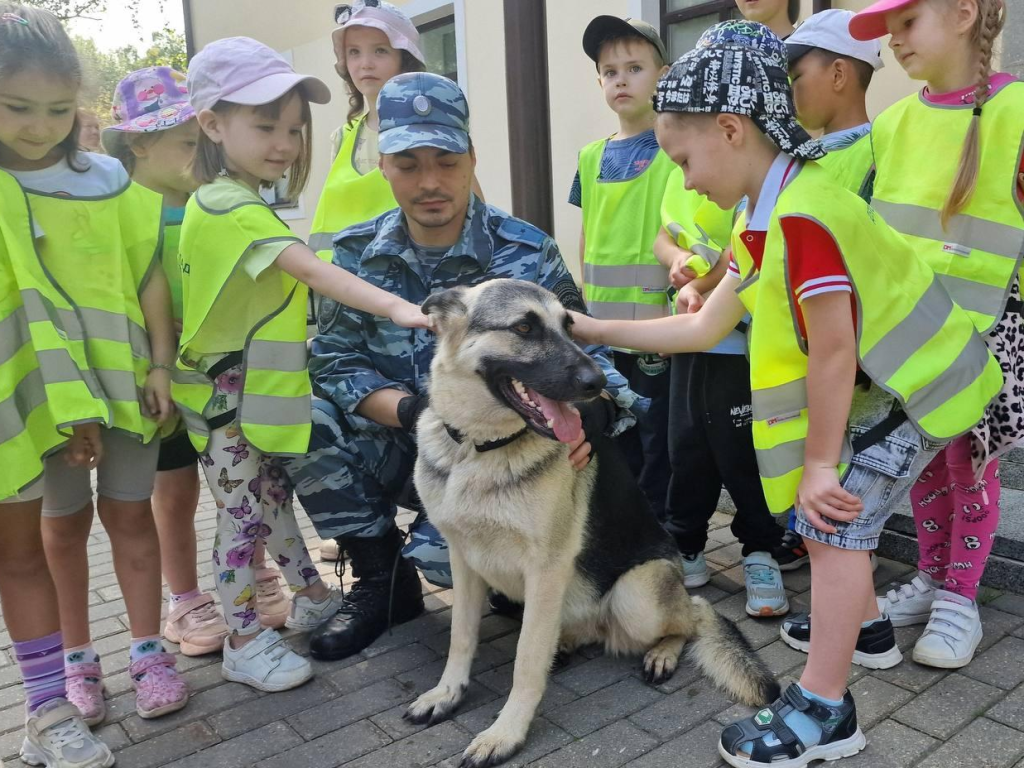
[687,597,780,706]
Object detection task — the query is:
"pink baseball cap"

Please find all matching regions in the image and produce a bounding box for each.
[332,1,426,66]
[186,36,332,114]
[849,0,919,40]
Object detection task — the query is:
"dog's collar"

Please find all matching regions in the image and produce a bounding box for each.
[444,423,529,452]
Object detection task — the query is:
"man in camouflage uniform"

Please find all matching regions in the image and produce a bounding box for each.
[284,72,645,662]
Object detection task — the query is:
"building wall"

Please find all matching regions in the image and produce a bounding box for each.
[186,0,1019,279]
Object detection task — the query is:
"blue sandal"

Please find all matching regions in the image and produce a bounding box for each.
[719,684,866,768]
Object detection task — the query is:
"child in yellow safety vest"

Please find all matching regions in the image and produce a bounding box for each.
[570,22,1000,767]
[850,0,1024,669]
[103,67,237,661]
[573,15,674,520]
[0,3,189,760]
[176,36,428,694]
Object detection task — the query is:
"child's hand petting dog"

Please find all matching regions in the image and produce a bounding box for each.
[567,310,602,345]
[65,422,103,469]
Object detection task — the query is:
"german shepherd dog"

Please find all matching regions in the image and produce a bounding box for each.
[406,279,778,767]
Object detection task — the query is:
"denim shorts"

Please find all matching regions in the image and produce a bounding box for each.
[795,388,945,551]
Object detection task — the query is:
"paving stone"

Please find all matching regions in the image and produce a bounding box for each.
[0,728,22,762]
[551,653,637,696]
[988,683,1024,729]
[286,678,418,741]
[394,659,498,708]
[893,673,1003,739]
[921,717,1024,768]
[977,607,1024,653]
[323,642,438,695]
[421,614,520,658]
[688,582,732,605]
[441,717,573,768]
[849,676,916,730]
[95,722,131,752]
[161,721,303,768]
[342,721,471,768]
[840,719,938,768]
[755,640,806,677]
[122,679,259,741]
[706,542,744,569]
[881,658,952,693]
[991,594,1024,618]
[626,681,732,740]
[546,677,664,738]
[963,636,1024,691]
[454,681,577,734]
[370,681,499,741]
[623,719,723,768]
[256,720,392,768]
[208,678,338,739]
[112,721,219,768]
[531,720,658,768]
[361,608,453,658]
[735,617,784,650]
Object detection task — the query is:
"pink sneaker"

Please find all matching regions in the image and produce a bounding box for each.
[164,593,230,656]
[256,567,291,629]
[130,652,189,719]
[65,660,105,727]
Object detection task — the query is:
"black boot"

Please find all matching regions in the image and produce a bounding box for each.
[309,527,425,661]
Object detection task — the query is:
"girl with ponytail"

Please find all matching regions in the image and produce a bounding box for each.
[850,0,1023,669]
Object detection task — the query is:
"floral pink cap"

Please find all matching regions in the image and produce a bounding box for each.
[101,66,194,153]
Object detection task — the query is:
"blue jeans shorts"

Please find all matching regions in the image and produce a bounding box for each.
[795,388,945,551]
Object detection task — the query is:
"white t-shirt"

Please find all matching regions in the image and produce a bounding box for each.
[4,153,129,237]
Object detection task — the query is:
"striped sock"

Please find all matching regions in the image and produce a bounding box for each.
[14,632,67,714]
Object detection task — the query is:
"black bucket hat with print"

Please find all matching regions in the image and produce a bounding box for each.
[653,20,825,161]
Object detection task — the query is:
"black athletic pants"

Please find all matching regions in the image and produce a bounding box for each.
[664,352,782,557]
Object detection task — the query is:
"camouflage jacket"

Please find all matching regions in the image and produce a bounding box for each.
[312,194,646,435]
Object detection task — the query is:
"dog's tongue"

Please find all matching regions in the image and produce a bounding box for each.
[528,388,582,443]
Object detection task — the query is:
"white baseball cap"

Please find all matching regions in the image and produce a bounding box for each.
[786,9,884,71]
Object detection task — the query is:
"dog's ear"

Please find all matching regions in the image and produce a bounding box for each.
[422,286,469,334]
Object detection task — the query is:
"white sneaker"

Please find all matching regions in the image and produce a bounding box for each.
[319,538,341,562]
[743,552,789,617]
[20,698,114,768]
[285,586,345,631]
[221,628,313,692]
[912,590,983,669]
[877,572,938,627]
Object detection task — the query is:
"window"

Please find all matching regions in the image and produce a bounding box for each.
[661,0,739,61]
[419,15,458,81]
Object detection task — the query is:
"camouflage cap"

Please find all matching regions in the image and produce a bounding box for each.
[376,72,470,155]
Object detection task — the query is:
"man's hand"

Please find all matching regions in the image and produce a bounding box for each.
[795,464,864,534]
[566,431,592,471]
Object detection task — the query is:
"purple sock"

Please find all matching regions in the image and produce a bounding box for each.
[14,632,67,714]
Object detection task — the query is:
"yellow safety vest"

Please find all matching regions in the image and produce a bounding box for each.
[0,171,110,498]
[173,187,311,456]
[579,138,676,321]
[817,132,874,202]
[308,116,397,259]
[27,181,163,444]
[871,83,1024,334]
[733,162,1001,514]
[660,166,735,276]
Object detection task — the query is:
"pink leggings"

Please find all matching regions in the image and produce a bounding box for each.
[910,434,999,601]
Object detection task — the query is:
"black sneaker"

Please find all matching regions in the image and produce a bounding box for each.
[773,530,809,572]
[780,613,903,669]
[720,684,865,767]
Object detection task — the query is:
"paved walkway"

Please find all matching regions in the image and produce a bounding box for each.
[3,482,1024,768]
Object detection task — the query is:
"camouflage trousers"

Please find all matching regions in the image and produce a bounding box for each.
[281,399,451,588]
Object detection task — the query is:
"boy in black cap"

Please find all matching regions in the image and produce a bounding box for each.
[569,21,1000,767]
[570,16,673,521]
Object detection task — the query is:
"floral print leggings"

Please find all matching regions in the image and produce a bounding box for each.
[201,363,321,635]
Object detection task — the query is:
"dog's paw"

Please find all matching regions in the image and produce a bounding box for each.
[404,683,467,725]
[459,726,525,768]
[643,645,679,686]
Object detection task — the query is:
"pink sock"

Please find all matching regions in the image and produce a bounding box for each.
[170,588,202,607]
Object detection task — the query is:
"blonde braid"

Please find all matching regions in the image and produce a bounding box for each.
[942,0,1006,229]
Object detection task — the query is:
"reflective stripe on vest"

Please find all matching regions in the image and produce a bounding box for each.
[26,182,163,443]
[733,162,1000,514]
[308,115,398,261]
[175,190,312,456]
[871,84,1024,334]
[0,171,110,498]
[579,138,675,322]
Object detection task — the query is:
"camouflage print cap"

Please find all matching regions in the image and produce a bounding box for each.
[376,72,470,155]
[654,21,825,161]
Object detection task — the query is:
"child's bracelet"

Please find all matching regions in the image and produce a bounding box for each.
[148,363,174,374]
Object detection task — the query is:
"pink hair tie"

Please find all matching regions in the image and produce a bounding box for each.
[1,12,28,24]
